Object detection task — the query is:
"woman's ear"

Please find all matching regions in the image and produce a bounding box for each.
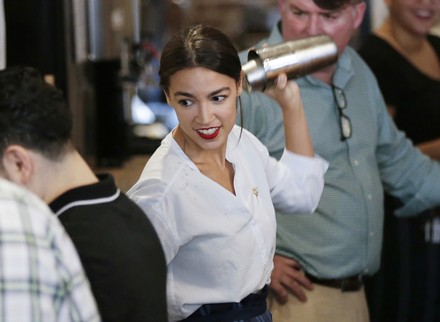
[164,90,172,106]
[237,72,244,96]
[1,145,34,185]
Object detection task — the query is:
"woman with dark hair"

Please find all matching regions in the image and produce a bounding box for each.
[128,24,328,322]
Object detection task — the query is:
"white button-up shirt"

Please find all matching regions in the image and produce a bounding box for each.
[128,125,327,321]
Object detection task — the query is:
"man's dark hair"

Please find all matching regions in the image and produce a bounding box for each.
[313,0,364,10]
[0,66,73,160]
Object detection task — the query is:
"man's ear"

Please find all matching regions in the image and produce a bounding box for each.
[2,145,34,185]
[352,1,367,30]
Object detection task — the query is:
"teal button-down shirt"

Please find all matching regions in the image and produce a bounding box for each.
[238,23,440,278]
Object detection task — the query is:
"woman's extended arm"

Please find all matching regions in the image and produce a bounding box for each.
[265,74,314,157]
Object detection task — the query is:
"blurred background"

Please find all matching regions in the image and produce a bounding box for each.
[3,0,437,169]
[4,0,279,168]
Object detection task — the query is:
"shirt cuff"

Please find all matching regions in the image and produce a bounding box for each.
[280,149,329,174]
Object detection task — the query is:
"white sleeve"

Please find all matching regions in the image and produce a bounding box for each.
[244,130,328,214]
[127,178,180,264]
[270,149,328,213]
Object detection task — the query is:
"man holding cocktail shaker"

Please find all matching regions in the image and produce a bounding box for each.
[238,0,440,321]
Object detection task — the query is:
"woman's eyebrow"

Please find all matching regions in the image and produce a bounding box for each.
[173,87,231,98]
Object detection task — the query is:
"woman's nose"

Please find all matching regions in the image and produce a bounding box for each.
[197,103,213,124]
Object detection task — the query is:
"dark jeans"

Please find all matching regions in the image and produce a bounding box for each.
[179,286,271,322]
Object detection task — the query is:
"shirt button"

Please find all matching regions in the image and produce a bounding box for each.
[367,194,372,200]
[353,160,359,166]
[370,231,374,237]
[364,268,369,274]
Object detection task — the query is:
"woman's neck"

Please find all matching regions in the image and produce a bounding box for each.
[376,18,440,80]
[377,18,425,54]
[173,126,227,167]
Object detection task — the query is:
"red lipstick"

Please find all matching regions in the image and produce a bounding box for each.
[196,127,220,139]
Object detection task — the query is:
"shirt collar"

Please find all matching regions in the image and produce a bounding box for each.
[49,173,120,216]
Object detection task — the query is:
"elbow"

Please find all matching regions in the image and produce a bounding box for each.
[310,178,325,211]
[275,180,324,214]
[298,177,325,214]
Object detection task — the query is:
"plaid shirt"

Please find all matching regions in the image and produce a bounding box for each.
[0,178,101,322]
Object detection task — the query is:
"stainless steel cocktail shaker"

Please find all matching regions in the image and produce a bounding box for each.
[242,35,338,91]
